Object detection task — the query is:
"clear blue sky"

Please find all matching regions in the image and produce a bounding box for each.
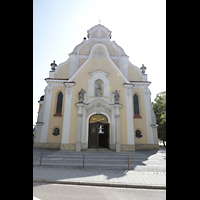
[33,0,166,124]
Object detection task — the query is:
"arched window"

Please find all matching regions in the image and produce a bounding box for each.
[133,94,141,118]
[55,92,63,115]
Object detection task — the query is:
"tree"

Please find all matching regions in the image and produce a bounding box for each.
[152,91,166,146]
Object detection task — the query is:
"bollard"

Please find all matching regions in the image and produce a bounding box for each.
[40,152,43,166]
[83,153,85,168]
[128,155,130,171]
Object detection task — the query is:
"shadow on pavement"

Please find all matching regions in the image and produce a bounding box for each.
[33,147,166,187]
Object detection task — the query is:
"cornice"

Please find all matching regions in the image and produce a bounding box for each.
[45,78,68,84]
[130,81,151,86]
[89,70,109,76]
[123,83,134,89]
[64,82,75,87]
[76,100,122,109]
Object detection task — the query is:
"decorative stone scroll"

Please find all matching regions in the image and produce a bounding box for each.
[64,82,75,97]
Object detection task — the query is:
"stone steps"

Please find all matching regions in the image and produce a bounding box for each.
[83,148,113,152]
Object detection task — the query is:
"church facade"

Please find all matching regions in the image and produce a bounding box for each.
[34,24,159,151]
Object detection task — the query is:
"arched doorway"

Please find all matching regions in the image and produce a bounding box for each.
[88,114,109,149]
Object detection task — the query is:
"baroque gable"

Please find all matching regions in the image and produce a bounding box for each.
[35,24,159,152]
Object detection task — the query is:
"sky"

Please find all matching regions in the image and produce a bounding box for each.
[33,0,166,125]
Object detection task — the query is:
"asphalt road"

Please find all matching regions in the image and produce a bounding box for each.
[33,183,166,200]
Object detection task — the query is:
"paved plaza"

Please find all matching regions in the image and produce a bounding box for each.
[33,148,166,189]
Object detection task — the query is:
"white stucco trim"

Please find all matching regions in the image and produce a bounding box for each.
[130,81,151,86]
[68,54,77,78]
[89,70,109,76]
[85,111,111,145]
[143,87,154,144]
[54,58,70,74]
[127,60,143,77]
[61,82,75,144]
[40,84,53,143]
[78,100,120,149]
[124,84,135,144]
[67,43,131,84]
[45,79,68,86]
[87,70,111,103]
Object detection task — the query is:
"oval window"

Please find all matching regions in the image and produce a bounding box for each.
[52,128,60,136]
[135,130,142,138]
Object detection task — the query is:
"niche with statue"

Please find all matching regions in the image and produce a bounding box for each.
[94,79,103,97]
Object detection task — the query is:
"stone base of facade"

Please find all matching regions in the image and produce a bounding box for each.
[121,144,135,151]
[34,142,159,151]
[135,144,159,150]
[60,143,76,151]
[34,142,60,149]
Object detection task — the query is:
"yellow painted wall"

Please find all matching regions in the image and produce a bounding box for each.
[46,86,65,143]
[92,30,97,38]
[102,41,119,56]
[46,44,148,146]
[68,44,127,144]
[101,30,107,38]
[112,59,119,68]
[78,58,87,68]
[79,41,96,55]
[54,62,70,79]
[132,88,148,144]
[127,64,142,81]
[79,41,119,57]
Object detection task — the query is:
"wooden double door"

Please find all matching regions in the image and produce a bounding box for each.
[88,122,109,148]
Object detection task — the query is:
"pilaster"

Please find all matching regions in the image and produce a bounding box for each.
[143,86,154,144]
[124,84,135,145]
[61,82,75,148]
[76,103,84,151]
[114,104,121,152]
[40,83,53,143]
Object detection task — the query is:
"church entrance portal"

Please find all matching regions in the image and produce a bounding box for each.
[88,114,109,149]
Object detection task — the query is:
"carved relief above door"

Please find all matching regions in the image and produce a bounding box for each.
[89,114,108,123]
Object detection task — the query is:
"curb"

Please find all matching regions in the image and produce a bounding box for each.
[33,179,166,190]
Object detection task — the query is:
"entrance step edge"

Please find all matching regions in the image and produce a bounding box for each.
[83,148,114,152]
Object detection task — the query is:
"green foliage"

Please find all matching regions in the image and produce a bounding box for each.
[152,91,166,145]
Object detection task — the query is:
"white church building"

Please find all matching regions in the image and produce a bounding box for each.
[34,24,159,151]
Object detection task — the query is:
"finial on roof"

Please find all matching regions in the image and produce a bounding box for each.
[140,64,147,74]
[99,19,101,24]
[50,60,57,71]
